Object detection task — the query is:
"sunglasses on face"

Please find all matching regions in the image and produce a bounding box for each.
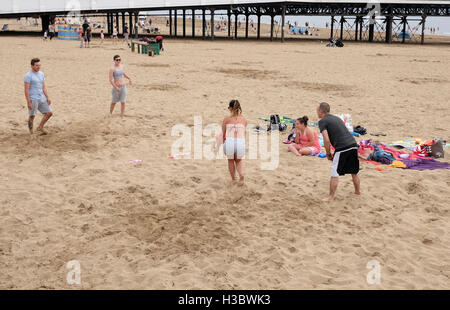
[115,59,121,62]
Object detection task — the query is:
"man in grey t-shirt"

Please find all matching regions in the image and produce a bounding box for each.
[317,102,360,201]
[24,58,53,135]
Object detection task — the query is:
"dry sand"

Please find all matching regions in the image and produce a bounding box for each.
[0,34,449,289]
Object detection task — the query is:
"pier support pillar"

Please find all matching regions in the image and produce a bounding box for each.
[169,10,172,37]
[330,15,334,39]
[210,9,215,40]
[202,9,206,39]
[281,5,286,42]
[257,10,261,39]
[270,14,274,41]
[227,10,231,38]
[421,15,426,44]
[174,10,177,37]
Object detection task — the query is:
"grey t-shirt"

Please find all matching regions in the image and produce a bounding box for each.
[24,70,45,101]
[319,114,357,152]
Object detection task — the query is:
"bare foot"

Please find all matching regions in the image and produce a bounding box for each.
[238,176,244,185]
[36,128,48,135]
[322,196,335,202]
[355,191,361,195]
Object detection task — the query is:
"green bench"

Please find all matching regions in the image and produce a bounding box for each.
[130,40,160,56]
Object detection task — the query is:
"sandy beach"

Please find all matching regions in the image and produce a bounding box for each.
[0,33,449,289]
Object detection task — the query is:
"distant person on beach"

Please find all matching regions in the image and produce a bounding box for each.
[84,25,91,48]
[43,31,48,41]
[112,26,119,44]
[48,24,55,40]
[109,55,132,117]
[317,102,360,201]
[24,58,53,135]
[288,116,321,156]
[82,19,89,36]
[155,35,164,51]
[100,30,104,44]
[221,100,247,184]
[123,23,129,44]
[78,28,84,48]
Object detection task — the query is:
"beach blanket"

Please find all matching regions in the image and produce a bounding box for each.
[401,158,450,171]
[365,144,450,170]
[388,139,449,150]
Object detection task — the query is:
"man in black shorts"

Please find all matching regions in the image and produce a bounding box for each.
[317,102,360,201]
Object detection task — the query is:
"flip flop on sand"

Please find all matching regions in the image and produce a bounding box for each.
[371,132,386,136]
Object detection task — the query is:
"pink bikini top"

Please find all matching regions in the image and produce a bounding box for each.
[295,128,320,149]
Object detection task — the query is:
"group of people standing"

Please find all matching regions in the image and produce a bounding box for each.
[79,20,92,48]
[24,54,132,134]
[219,101,360,201]
[24,57,359,201]
[43,24,55,41]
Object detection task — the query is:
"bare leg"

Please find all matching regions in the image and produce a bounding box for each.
[110,102,116,115]
[298,147,313,156]
[352,174,361,195]
[120,102,125,118]
[28,115,35,134]
[227,159,236,181]
[323,177,339,202]
[288,144,301,156]
[36,112,52,134]
[235,158,244,184]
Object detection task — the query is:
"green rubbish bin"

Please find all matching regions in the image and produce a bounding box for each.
[149,42,160,55]
[142,44,148,55]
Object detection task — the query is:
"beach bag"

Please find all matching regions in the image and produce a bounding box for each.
[353,125,367,135]
[431,140,445,158]
[269,114,281,131]
[336,39,344,47]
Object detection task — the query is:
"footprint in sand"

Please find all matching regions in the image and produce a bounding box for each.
[78,203,93,215]
[190,176,201,184]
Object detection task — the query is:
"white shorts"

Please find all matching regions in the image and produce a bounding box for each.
[223,137,245,159]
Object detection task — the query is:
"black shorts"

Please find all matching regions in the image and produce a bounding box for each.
[331,146,359,177]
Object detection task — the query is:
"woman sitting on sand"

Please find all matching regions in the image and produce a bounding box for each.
[109,55,132,117]
[288,116,321,156]
[222,100,247,184]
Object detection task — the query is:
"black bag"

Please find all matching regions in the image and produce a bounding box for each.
[336,39,344,47]
[269,114,281,131]
[353,125,367,135]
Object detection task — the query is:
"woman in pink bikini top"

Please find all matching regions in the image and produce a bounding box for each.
[288,115,321,156]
